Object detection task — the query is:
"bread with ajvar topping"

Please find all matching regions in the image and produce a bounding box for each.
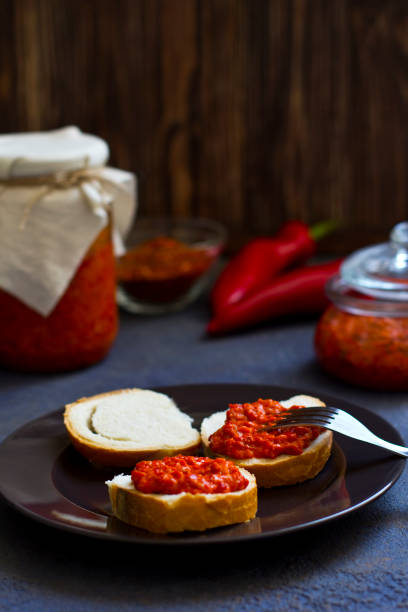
[63,388,201,467]
[200,395,333,487]
[106,467,257,533]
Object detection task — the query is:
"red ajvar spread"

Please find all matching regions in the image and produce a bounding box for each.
[209,399,322,459]
[315,305,408,390]
[131,455,249,495]
[116,236,213,302]
[0,226,117,372]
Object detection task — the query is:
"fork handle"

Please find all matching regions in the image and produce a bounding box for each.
[367,435,408,457]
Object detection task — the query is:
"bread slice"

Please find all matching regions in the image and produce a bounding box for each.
[106,468,257,533]
[64,388,201,467]
[201,395,333,487]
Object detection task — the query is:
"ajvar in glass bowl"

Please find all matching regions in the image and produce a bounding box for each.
[315,222,408,390]
[116,217,226,314]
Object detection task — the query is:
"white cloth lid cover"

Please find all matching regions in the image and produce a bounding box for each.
[0,126,109,178]
[0,126,137,316]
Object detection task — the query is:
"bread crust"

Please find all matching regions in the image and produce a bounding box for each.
[64,388,201,467]
[201,395,333,487]
[106,469,257,533]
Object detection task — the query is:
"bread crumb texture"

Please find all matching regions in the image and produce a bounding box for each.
[63,388,201,466]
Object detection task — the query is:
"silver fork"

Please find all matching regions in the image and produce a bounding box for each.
[262,406,408,457]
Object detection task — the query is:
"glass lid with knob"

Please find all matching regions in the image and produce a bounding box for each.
[341,221,408,300]
[326,222,408,317]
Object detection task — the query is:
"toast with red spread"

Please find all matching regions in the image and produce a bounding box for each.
[201,394,333,487]
[106,455,257,533]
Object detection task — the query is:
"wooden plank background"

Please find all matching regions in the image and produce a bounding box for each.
[1,0,407,254]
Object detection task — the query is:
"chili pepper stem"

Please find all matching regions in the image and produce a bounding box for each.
[309,220,339,242]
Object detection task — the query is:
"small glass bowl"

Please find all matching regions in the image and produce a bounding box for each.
[116,217,227,314]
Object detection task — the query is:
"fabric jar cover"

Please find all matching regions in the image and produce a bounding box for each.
[0,126,137,316]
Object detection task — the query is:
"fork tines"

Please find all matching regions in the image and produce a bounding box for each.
[261,406,337,430]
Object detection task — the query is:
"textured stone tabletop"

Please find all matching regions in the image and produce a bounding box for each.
[1,298,407,611]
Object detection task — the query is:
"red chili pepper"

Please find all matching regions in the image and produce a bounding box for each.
[211,220,336,315]
[207,258,343,336]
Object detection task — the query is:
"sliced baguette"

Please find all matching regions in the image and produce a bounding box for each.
[201,394,333,487]
[64,388,201,467]
[106,468,257,533]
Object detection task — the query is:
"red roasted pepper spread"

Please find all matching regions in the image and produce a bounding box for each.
[0,226,117,372]
[315,305,408,390]
[116,236,213,303]
[209,399,322,459]
[131,455,249,495]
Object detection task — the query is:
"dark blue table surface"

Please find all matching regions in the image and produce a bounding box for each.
[1,297,407,611]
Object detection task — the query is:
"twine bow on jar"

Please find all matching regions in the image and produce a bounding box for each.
[0,159,127,229]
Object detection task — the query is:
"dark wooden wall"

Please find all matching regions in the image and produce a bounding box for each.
[1,0,408,253]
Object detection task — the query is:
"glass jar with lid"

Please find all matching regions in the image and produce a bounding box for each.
[0,126,136,372]
[315,222,408,390]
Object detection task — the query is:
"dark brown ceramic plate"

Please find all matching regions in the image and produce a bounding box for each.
[0,384,405,546]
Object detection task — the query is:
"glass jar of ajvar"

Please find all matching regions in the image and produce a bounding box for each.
[0,127,134,372]
[315,222,408,390]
